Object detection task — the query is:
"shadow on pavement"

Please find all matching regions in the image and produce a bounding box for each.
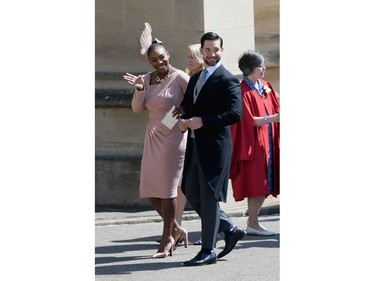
[95,261,186,275]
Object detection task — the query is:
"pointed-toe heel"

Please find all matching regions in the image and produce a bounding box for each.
[152,237,174,258]
[180,228,188,248]
[152,252,168,258]
[173,228,189,250]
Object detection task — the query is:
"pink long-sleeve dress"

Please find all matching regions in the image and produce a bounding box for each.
[132,70,189,199]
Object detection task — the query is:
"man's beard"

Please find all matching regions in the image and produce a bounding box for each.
[204,57,220,66]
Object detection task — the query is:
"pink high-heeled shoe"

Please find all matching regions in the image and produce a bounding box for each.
[152,237,174,258]
[173,228,188,250]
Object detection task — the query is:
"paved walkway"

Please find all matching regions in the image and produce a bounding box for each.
[95,184,280,280]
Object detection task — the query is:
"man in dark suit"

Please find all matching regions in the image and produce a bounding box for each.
[177,32,246,266]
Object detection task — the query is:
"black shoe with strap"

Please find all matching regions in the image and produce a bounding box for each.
[217,226,246,259]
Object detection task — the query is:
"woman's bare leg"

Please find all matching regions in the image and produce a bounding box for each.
[247,196,266,230]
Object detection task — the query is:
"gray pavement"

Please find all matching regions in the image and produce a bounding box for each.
[96,215,279,281]
[95,188,280,280]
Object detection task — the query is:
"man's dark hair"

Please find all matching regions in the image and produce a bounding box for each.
[200,32,223,48]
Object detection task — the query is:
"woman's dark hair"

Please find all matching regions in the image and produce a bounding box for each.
[147,39,166,57]
[238,50,264,76]
[200,32,223,48]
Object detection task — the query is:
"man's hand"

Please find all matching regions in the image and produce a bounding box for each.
[179,117,203,131]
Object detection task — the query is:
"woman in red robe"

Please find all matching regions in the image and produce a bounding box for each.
[230,50,280,236]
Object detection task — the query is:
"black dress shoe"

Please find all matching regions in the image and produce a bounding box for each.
[182,250,217,266]
[217,226,246,259]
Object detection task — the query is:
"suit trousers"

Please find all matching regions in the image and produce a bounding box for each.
[184,138,233,249]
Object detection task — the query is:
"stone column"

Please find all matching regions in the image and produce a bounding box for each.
[202,0,255,75]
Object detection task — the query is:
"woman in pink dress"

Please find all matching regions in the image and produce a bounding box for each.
[123,24,189,258]
[230,50,280,236]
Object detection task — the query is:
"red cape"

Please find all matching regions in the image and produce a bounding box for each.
[230,79,280,201]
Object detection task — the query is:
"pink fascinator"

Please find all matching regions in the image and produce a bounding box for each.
[140,22,153,55]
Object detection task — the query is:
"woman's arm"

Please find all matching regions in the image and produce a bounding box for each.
[123,72,147,113]
[253,113,280,127]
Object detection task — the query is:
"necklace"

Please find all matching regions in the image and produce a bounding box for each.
[155,70,171,83]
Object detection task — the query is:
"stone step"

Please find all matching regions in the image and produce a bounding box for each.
[95,88,133,108]
[95,72,138,108]
[95,141,146,207]
[95,141,143,161]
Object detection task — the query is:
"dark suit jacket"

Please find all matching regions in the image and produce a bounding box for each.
[181,64,242,202]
